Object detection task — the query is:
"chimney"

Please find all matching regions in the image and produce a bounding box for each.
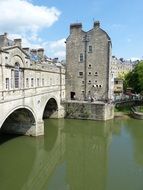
[37,48,44,59]
[0,33,8,47]
[30,49,37,55]
[4,32,8,38]
[70,23,82,34]
[94,21,100,28]
[14,38,22,48]
[23,47,30,54]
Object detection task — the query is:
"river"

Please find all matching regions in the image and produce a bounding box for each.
[0,117,143,190]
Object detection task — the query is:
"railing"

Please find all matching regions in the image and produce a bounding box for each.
[0,85,63,102]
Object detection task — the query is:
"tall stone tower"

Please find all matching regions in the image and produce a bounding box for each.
[66,21,112,101]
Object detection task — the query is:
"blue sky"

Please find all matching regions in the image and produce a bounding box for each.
[0,0,143,60]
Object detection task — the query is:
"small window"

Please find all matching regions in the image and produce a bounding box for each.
[26,78,29,88]
[88,64,91,68]
[42,78,44,86]
[95,80,97,83]
[31,78,34,87]
[99,85,102,88]
[88,72,91,75]
[82,81,84,84]
[95,72,98,76]
[37,78,40,87]
[88,80,91,84]
[89,46,92,52]
[79,72,83,77]
[82,91,84,94]
[50,78,52,85]
[6,78,9,89]
[79,53,84,62]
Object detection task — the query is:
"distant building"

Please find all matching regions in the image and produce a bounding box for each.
[65,21,113,101]
[111,56,134,79]
[114,78,123,98]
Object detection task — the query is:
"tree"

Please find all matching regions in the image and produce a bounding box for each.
[124,61,143,93]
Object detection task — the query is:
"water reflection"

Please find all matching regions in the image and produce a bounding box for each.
[1,118,143,190]
[125,119,143,166]
[0,135,36,190]
[64,119,112,190]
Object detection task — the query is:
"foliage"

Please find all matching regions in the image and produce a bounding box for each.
[124,61,143,93]
[115,105,131,113]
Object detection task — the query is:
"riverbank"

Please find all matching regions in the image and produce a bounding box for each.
[114,111,130,119]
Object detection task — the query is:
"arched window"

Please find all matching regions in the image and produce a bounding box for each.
[14,63,20,88]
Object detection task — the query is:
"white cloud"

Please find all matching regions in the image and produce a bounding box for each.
[0,0,60,34]
[0,0,66,60]
[9,34,66,60]
[42,38,66,60]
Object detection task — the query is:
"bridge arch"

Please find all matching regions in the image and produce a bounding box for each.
[43,97,58,119]
[0,106,37,136]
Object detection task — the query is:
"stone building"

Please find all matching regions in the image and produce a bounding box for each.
[66,21,113,101]
[0,33,66,135]
[111,56,134,99]
[111,56,134,79]
[0,33,65,97]
[114,78,123,98]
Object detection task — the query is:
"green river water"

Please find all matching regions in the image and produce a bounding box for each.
[0,117,143,190]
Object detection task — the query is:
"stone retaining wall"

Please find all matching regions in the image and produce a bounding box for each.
[65,101,114,120]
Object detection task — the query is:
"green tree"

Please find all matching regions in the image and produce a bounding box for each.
[124,61,143,93]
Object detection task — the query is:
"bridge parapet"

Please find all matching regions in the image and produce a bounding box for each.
[0,84,64,102]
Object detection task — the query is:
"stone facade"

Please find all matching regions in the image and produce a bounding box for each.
[0,33,65,136]
[66,21,112,101]
[114,78,123,97]
[111,56,134,79]
[65,100,114,120]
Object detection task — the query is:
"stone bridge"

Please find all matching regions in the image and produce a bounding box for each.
[0,86,65,136]
[0,39,65,136]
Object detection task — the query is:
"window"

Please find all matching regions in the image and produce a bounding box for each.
[79,72,83,77]
[88,64,91,69]
[31,78,34,87]
[88,72,91,75]
[89,46,92,52]
[14,63,20,88]
[26,78,29,88]
[50,78,52,85]
[37,78,40,87]
[88,80,91,84]
[6,78,9,89]
[79,53,84,62]
[95,72,98,76]
[82,81,84,85]
[42,78,44,86]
